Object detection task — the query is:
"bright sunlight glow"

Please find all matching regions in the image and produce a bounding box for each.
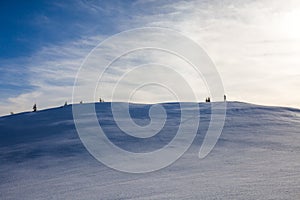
[281,10,300,39]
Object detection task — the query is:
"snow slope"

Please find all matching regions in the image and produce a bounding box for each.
[1,102,300,199]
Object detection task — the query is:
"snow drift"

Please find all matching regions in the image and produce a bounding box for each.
[1,102,300,199]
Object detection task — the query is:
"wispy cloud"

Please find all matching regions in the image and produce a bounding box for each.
[1,0,300,116]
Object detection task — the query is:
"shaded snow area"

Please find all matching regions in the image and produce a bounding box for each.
[1,102,300,199]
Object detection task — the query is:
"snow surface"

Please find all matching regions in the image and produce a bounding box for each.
[1,102,300,199]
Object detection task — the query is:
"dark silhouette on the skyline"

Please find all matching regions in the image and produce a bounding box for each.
[33,104,37,112]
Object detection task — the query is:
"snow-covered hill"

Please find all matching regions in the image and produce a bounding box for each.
[1,102,300,199]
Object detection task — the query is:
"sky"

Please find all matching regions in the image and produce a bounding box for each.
[0,0,300,116]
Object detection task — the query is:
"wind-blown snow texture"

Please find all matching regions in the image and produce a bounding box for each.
[1,102,300,199]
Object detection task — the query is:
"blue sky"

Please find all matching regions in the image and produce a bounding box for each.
[0,0,135,111]
[0,0,136,58]
[1,0,300,115]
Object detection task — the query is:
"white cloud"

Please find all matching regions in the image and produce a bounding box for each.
[1,0,300,116]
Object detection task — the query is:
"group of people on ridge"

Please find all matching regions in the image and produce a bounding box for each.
[205,95,227,103]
